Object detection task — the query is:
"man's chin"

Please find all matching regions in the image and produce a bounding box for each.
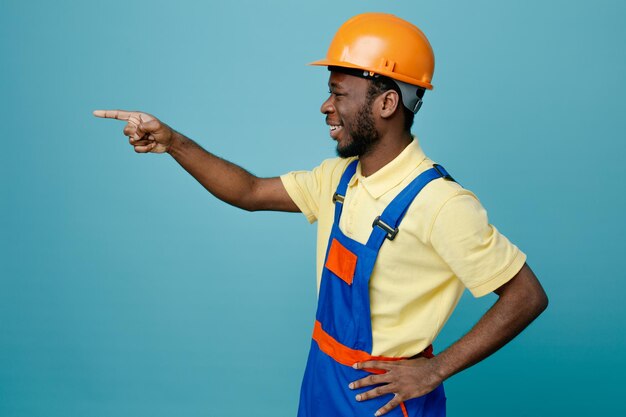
[336,141,360,158]
[336,147,356,158]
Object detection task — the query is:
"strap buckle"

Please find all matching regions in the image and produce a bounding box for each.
[433,164,453,181]
[372,216,399,241]
[332,192,345,204]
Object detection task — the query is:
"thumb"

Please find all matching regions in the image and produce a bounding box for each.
[137,118,161,136]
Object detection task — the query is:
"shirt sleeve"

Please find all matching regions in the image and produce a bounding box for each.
[280,169,321,223]
[281,157,355,224]
[429,191,527,297]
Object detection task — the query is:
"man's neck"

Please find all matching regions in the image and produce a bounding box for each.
[358,132,413,177]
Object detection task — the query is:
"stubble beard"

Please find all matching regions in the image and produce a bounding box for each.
[336,100,380,159]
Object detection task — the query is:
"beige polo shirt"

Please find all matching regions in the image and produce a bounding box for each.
[280,138,526,357]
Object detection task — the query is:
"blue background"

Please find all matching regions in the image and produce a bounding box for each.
[1,0,625,415]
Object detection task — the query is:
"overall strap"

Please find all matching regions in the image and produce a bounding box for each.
[366,164,454,250]
[332,160,359,224]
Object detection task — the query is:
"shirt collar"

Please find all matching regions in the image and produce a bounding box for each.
[348,137,427,199]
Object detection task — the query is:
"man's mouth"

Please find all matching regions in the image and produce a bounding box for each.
[329,124,343,139]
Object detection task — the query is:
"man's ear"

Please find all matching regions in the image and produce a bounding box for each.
[378,90,401,119]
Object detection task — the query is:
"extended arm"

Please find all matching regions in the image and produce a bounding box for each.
[167,131,298,212]
[351,263,548,416]
[94,109,299,212]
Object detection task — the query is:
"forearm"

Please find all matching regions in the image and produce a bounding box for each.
[350,266,547,416]
[432,264,548,381]
[94,109,298,211]
[167,131,275,211]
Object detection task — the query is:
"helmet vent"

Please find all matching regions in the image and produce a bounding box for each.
[379,58,396,72]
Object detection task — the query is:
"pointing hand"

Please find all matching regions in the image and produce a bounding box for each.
[93,109,174,154]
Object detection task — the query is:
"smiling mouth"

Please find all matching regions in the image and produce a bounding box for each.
[329,125,343,139]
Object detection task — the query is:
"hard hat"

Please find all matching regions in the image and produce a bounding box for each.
[310,13,435,113]
[310,13,435,90]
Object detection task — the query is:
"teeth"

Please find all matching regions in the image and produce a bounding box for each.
[330,125,341,131]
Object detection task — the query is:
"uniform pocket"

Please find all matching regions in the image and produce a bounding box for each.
[324,238,357,285]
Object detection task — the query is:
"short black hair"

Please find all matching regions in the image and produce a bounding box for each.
[367,75,424,132]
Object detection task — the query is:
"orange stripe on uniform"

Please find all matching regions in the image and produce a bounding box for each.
[400,402,409,417]
[313,321,407,372]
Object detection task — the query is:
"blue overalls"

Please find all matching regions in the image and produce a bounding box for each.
[297,160,450,417]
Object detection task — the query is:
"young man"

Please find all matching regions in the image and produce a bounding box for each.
[95,13,547,417]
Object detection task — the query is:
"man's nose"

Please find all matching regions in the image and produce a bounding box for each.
[320,96,334,114]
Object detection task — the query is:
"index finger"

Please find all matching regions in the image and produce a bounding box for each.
[93,109,134,121]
